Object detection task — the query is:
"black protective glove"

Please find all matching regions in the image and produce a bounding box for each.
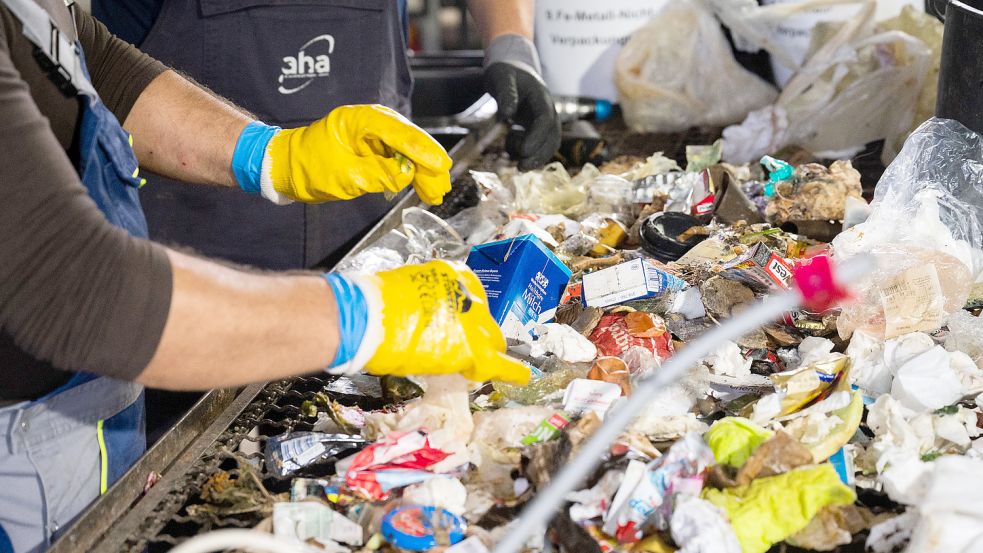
[483,35,561,171]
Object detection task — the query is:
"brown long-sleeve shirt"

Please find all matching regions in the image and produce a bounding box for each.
[0,1,172,401]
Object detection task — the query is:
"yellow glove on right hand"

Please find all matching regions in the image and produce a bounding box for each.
[325,261,530,385]
[263,105,452,205]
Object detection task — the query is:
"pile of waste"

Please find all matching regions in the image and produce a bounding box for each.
[180,118,983,553]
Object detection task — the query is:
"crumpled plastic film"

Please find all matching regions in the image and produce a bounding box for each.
[670,496,741,553]
[704,417,773,467]
[510,162,590,217]
[334,246,406,274]
[716,0,932,164]
[603,433,716,541]
[526,323,598,363]
[833,245,971,340]
[363,375,474,470]
[832,122,983,340]
[833,118,983,280]
[614,0,777,134]
[879,6,944,151]
[702,464,857,553]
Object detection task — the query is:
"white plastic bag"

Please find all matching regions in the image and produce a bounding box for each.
[709,0,874,75]
[614,0,778,133]
[717,0,932,164]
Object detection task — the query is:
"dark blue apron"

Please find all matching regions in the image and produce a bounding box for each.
[131,0,412,270]
[0,2,148,549]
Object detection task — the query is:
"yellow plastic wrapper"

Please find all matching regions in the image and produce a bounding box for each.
[803,393,864,463]
[702,465,856,553]
[772,358,847,416]
[630,533,675,553]
[778,361,863,464]
[589,218,629,256]
[740,358,849,422]
[704,417,773,467]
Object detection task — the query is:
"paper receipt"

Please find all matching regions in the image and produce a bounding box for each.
[878,264,945,339]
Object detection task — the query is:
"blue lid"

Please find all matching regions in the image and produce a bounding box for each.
[594,99,614,122]
[381,505,466,551]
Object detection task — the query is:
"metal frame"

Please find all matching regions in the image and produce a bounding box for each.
[50,113,504,553]
[49,386,252,552]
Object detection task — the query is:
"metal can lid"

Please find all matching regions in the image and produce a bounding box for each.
[381,505,466,551]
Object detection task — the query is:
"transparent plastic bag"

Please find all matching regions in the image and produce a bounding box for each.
[585,174,634,221]
[470,170,515,213]
[834,244,971,340]
[614,0,778,133]
[444,206,508,246]
[510,162,589,217]
[833,118,983,339]
[334,246,405,274]
[834,118,983,278]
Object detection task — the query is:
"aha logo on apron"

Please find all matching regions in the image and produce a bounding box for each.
[278,34,335,95]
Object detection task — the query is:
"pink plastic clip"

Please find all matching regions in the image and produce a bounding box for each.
[793,255,850,312]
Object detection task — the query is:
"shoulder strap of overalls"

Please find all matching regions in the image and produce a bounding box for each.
[0,0,96,98]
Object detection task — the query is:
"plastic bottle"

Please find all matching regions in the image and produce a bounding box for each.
[554,97,614,122]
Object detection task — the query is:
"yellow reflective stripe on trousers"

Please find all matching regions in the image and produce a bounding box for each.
[96,419,108,494]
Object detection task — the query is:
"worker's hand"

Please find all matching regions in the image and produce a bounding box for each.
[483,35,561,171]
[324,261,530,385]
[231,105,452,205]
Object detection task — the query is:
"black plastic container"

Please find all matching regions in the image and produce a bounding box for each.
[935,0,983,134]
[639,212,708,263]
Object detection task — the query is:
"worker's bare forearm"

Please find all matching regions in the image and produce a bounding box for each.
[137,249,339,390]
[123,70,251,188]
[467,0,534,45]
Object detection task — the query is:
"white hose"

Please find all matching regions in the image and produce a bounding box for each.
[492,255,875,553]
[168,529,308,553]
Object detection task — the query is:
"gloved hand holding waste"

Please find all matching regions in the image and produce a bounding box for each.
[324,260,530,385]
[483,35,561,170]
[231,104,452,205]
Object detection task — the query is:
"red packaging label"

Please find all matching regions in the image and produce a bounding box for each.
[765,253,794,288]
[345,430,449,500]
[510,213,539,222]
[692,194,716,216]
[561,282,584,305]
[587,313,673,360]
[391,509,428,537]
[547,413,570,428]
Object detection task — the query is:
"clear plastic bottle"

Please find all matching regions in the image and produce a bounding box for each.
[554,97,614,122]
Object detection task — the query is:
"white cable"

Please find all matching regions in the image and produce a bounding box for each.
[492,255,875,553]
[168,529,308,553]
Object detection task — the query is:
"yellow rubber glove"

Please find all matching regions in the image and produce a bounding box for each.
[264,105,451,204]
[324,261,530,385]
